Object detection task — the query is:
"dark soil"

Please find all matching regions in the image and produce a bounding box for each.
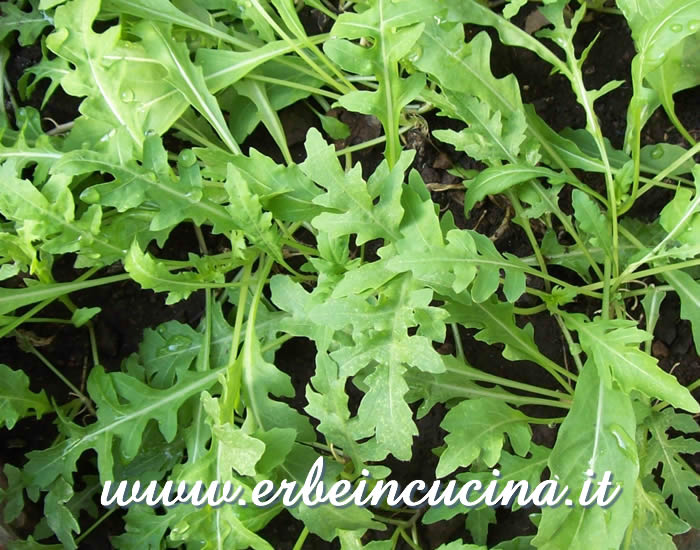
[1,5,698,550]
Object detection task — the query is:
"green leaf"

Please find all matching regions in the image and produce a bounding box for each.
[124,242,228,304]
[446,0,564,70]
[436,399,531,477]
[0,276,122,318]
[302,128,409,245]
[47,0,148,147]
[18,39,70,109]
[270,275,335,350]
[541,229,596,283]
[0,163,121,266]
[305,352,385,467]
[103,0,248,47]
[0,124,62,186]
[137,321,201,388]
[643,409,700,528]
[415,20,541,167]
[664,270,700,355]
[56,135,236,235]
[201,392,266,477]
[466,445,551,510]
[432,94,540,166]
[218,147,322,222]
[627,482,690,550]
[563,313,699,412]
[658,168,700,248]
[325,0,442,166]
[435,542,486,550]
[316,111,351,140]
[389,229,526,303]
[311,274,447,376]
[133,20,240,154]
[640,143,696,176]
[24,366,223,489]
[44,478,79,550]
[446,297,559,374]
[357,361,417,461]
[533,365,638,550]
[0,364,51,429]
[0,0,52,46]
[1,464,25,524]
[111,506,172,550]
[464,165,565,214]
[70,307,100,328]
[572,190,613,261]
[622,0,700,147]
[239,326,315,442]
[466,507,497,546]
[224,164,284,263]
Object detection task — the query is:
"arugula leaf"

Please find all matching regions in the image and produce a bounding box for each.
[0,0,52,46]
[224,164,285,263]
[302,128,409,245]
[436,399,531,478]
[44,477,80,549]
[664,270,700,355]
[23,366,224,489]
[124,243,231,304]
[533,365,639,550]
[325,0,442,166]
[572,190,613,262]
[18,39,70,109]
[563,313,699,412]
[47,0,147,147]
[56,135,236,235]
[306,352,386,468]
[133,21,241,154]
[620,0,700,146]
[0,364,51,429]
[643,409,700,528]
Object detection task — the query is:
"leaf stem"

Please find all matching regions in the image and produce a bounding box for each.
[226,261,254,412]
[450,323,465,362]
[291,526,309,550]
[74,507,117,545]
[18,335,96,416]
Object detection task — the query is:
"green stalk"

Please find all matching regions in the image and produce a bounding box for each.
[450,323,466,363]
[621,140,700,215]
[562,39,619,278]
[291,527,309,550]
[19,337,96,416]
[226,262,254,413]
[249,0,353,94]
[508,191,550,291]
[246,74,342,99]
[531,182,605,281]
[444,363,571,400]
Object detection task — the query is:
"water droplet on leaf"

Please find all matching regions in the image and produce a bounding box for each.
[144,128,157,137]
[80,187,100,204]
[157,334,193,356]
[689,20,700,31]
[608,423,636,461]
[120,88,135,102]
[650,145,664,159]
[178,149,197,167]
[670,23,682,32]
[408,46,423,63]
